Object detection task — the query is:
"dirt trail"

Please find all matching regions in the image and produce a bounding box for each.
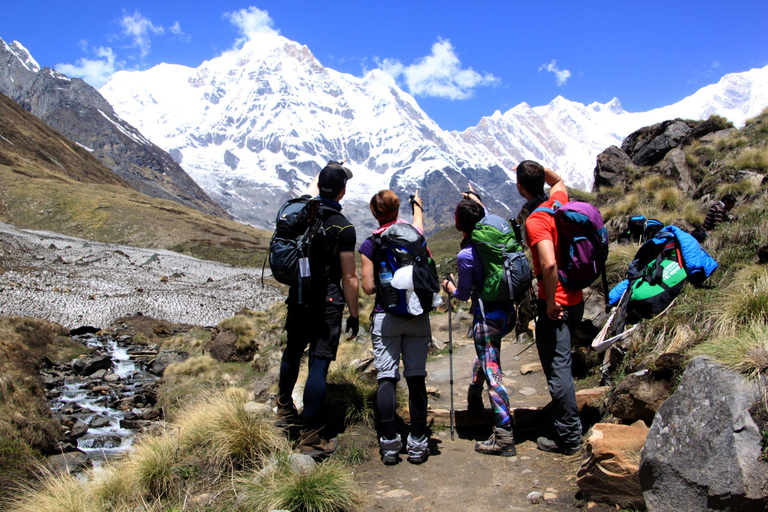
[354,308,606,511]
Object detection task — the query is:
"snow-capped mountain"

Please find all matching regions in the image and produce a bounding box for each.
[0,37,229,220]
[100,31,768,234]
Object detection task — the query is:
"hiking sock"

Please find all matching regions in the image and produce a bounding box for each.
[377,378,398,440]
[406,376,428,439]
[302,357,331,427]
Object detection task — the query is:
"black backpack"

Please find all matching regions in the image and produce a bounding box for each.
[371,222,440,316]
[268,196,326,304]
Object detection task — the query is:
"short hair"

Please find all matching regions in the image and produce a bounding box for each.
[369,190,400,223]
[454,198,485,233]
[722,194,737,204]
[516,160,546,196]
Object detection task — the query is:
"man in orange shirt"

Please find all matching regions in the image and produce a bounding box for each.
[516,160,583,455]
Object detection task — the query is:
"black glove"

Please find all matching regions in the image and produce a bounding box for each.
[345,316,359,338]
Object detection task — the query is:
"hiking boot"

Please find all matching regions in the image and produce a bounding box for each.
[379,434,402,465]
[475,426,516,457]
[297,430,338,459]
[536,436,582,456]
[467,385,484,412]
[274,398,300,429]
[406,433,429,464]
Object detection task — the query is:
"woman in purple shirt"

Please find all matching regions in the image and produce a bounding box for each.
[442,191,516,457]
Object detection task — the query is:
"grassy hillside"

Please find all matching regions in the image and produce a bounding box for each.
[0,92,271,267]
[595,110,768,378]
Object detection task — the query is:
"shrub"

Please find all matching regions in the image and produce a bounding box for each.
[716,179,761,199]
[176,390,285,468]
[128,433,180,499]
[237,456,363,512]
[692,320,768,378]
[164,355,217,378]
[653,187,681,210]
[727,146,768,172]
[8,468,98,512]
[712,265,768,337]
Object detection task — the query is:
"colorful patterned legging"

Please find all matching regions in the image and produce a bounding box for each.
[470,313,512,427]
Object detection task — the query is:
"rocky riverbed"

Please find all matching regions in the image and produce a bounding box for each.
[0,221,283,329]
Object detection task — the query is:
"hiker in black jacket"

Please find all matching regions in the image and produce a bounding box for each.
[275,162,359,458]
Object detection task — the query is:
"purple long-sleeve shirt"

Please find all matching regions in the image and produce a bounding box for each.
[453,241,485,302]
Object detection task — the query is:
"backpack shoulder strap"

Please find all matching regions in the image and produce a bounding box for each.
[532,200,562,215]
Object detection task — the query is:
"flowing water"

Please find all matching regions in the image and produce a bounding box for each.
[49,333,158,462]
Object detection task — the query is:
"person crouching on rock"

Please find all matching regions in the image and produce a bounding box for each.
[358,189,431,465]
[442,189,516,457]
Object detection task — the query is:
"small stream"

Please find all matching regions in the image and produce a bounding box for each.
[44,331,161,463]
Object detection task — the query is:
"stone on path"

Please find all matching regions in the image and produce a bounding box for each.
[520,362,541,375]
[577,421,648,509]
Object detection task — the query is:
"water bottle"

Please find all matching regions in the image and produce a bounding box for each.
[379,262,399,308]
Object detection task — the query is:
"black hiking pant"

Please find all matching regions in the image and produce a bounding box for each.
[535,299,583,447]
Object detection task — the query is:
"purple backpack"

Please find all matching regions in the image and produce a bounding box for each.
[533,200,609,292]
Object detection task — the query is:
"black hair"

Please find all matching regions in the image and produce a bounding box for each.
[454,198,485,233]
[722,194,737,204]
[516,160,546,196]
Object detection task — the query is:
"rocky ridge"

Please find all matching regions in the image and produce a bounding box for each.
[0,37,229,220]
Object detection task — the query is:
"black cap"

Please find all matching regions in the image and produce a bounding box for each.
[318,161,353,197]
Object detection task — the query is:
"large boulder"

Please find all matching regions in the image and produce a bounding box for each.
[640,356,768,511]
[593,145,634,191]
[653,148,695,193]
[622,120,694,167]
[577,421,649,509]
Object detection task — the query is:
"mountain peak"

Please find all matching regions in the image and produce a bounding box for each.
[2,39,40,73]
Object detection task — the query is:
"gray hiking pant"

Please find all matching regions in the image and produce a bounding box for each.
[535,299,583,446]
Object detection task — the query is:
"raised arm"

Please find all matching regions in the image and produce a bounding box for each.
[544,168,566,198]
[411,189,423,232]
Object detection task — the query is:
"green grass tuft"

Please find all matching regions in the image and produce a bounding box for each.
[237,456,364,512]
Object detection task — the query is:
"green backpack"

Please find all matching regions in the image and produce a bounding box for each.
[471,214,532,303]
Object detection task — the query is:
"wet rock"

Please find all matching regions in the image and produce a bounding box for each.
[81,435,122,449]
[89,415,111,428]
[120,419,153,430]
[70,421,89,438]
[47,451,90,474]
[40,373,64,388]
[103,372,121,383]
[72,354,112,376]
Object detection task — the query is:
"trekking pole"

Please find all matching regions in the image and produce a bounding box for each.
[445,275,456,441]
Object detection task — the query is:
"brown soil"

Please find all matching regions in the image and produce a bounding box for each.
[352,308,613,511]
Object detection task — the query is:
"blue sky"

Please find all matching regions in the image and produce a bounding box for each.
[1,1,767,131]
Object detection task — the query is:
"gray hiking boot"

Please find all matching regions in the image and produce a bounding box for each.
[467,385,484,411]
[475,426,516,457]
[406,433,429,464]
[379,434,402,465]
[536,436,582,456]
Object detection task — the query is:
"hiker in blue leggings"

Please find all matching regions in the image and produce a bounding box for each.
[442,190,516,457]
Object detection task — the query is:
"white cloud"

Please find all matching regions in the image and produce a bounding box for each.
[170,22,184,36]
[540,59,571,86]
[376,39,498,100]
[119,10,164,59]
[55,43,120,88]
[225,6,279,47]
